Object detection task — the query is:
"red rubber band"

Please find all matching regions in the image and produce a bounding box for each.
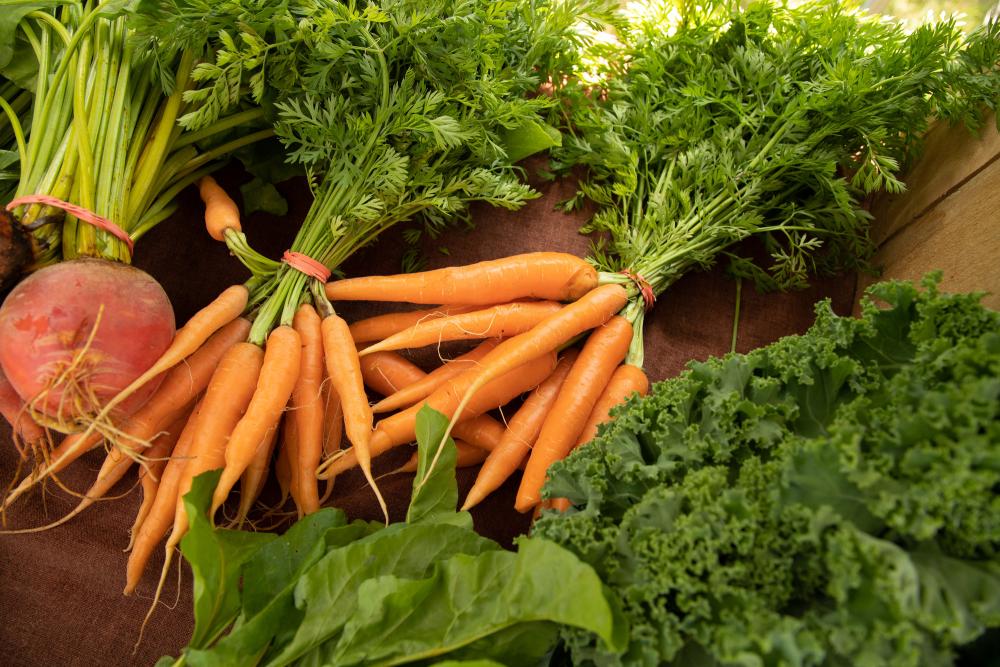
[621,269,656,311]
[282,250,331,282]
[6,195,134,253]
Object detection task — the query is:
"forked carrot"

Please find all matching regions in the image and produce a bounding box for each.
[236,422,279,525]
[463,349,578,511]
[422,283,628,486]
[1,317,251,511]
[326,252,598,305]
[359,351,425,397]
[83,284,249,441]
[290,304,325,515]
[317,351,556,479]
[357,301,562,357]
[211,326,301,514]
[515,316,633,513]
[371,338,500,414]
[198,175,241,241]
[349,305,479,344]
[320,312,387,522]
[574,363,649,447]
[133,342,262,642]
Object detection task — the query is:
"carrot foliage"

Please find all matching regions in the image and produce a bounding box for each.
[157,407,626,667]
[552,0,1000,365]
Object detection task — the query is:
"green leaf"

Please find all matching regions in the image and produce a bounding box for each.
[179,470,277,650]
[318,537,626,666]
[500,119,562,163]
[0,3,64,70]
[267,522,497,666]
[240,177,287,216]
[407,406,464,525]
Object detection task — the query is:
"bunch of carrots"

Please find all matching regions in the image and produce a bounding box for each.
[3,178,650,616]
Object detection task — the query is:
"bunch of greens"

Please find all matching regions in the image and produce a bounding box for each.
[533,275,1000,666]
[140,0,616,345]
[158,407,625,667]
[0,0,272,276]
[0,76,30,205]
[553,0,1000,366]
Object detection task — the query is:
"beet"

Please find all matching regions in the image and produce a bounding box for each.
[0,258,175,426]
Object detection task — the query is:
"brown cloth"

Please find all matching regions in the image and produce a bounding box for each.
[0,164,855,667]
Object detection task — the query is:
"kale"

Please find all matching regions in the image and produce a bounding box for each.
[535,275,1000,666]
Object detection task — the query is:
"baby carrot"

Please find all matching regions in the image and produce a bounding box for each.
[515,316,633,513]
[372,339,500,414]
[326,252,598,305]
[462,349,578,511]
[357,301,562,357]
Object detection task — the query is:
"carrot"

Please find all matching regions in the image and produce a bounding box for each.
[84,284,249,440]
[317,350,556,479]
[349,305,480,344]
[133,342,262,641]
[358,301,562,357]
[325,252,598,305]
[1,317,251,511]
[0,369,46,459]
[574,363,649,447]
[211,326,301,515]
[515,316,633,513]
[318,412,506,479]
[372,339,500,414]
[359,351,425,397]
[123,399,202,595]
[393,440,489,474]
[198,175,241,241]
[290,305,325,515]
[462,349,579,511]
[281,415,301,516]
[423,283,628,485]
[236,422,279,525]
[321,312,387,522]
[319,384,343,504]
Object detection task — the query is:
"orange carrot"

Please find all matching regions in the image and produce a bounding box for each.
[281,415,301,516]
[290,305,325,515]
[236,422,279,525]
[358,301,562,357]
[422,283,628,485]
[123,399,202,594]
[321,312,386,522]
[0,369,45,459]
[319,383,343,504]
[198,175,241,241]
[574,363,649,447]
[1,317,251,511]
[515,316,633,513]
[463,349,578,511]
[317,351,556,479]
[85,285,249,437]
[326,252,597,305]
[394,440,489,474]
[452,414,506,452]
[349,305,480,344]
[359,351,425,397]
[372,339,500,414]
[211,326,301,514]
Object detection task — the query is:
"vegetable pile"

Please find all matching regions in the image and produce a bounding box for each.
[157,407,625,666]
[534,275,1000,666]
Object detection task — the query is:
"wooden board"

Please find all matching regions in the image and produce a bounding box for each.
[858,115,1000,310]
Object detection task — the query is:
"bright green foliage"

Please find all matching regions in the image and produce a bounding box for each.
[534,276,1000,666]
[139,0,617,344]
[552,0,1000,365]
[161,406,626,667]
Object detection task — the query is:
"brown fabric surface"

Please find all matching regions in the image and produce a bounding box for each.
[0,162,855,667]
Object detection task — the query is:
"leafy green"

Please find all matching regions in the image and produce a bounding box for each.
[552,0,1000,366]
[534,276,1000,666]
[164,406,625,667]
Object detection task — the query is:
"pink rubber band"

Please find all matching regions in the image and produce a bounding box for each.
[282,250,331,282]
[621,269,656,311]
[6,195,134,253]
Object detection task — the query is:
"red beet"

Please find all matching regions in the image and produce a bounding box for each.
[0,259,175,426]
